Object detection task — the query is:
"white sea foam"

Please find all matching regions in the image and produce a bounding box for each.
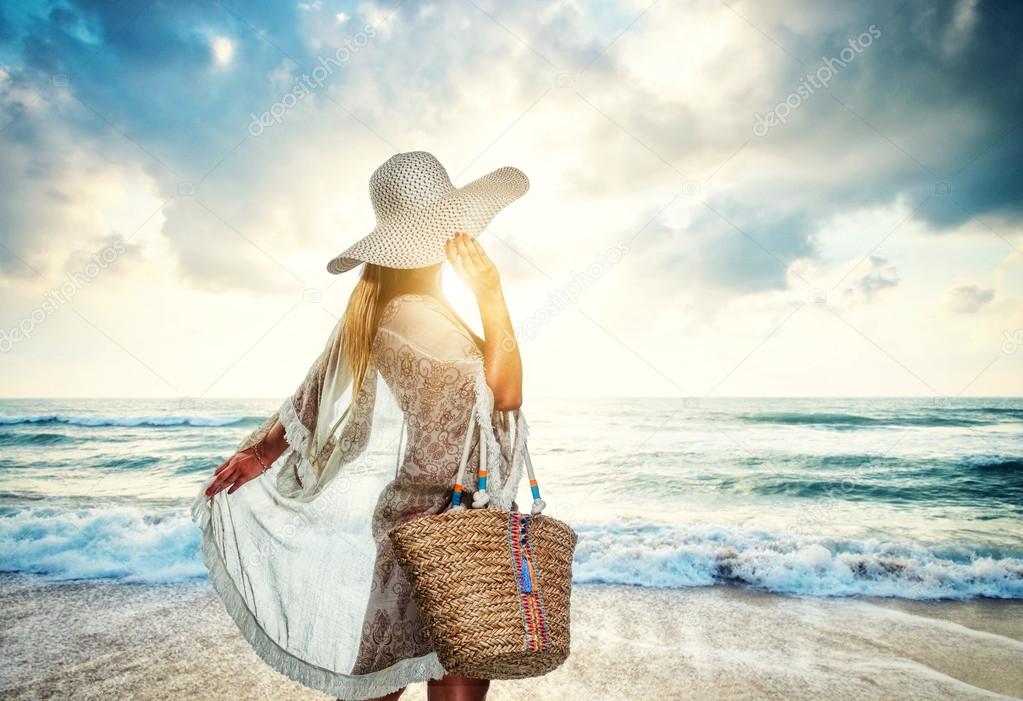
[571,521,1023,599]
[0,506,205,582]
[2,506,1021,599]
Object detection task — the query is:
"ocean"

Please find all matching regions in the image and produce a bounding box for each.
[1,397,1020,600]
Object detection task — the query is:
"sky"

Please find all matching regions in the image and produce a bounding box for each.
[0,0,1021,399]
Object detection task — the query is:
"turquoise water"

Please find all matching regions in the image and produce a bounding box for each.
[0,397,1020,599]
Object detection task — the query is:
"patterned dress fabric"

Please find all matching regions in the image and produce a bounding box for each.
[191,293,527,700]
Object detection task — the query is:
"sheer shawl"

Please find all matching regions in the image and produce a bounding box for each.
[190,293,527,700]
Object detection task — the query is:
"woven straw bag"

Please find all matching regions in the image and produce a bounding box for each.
[389,410,577,679]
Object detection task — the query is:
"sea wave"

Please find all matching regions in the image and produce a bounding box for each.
[572,522,1023,600]
[2,506,1021,599]
[0,506,204,583]
[0,432,73,446]
[0,415,260,428]
[624,454,1023,505]
[962,406,1023,419]
[735,454,1022,473]
[737,411,995,428]
[960,456,1023,473]
[742,476,1023,505]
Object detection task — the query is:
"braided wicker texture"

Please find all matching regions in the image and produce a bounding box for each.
[327,151,529,274]
[389,508,577,679]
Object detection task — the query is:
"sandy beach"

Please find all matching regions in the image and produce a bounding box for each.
[2,574,1020,701]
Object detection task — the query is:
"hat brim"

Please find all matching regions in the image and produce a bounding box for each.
[326,166,529,274]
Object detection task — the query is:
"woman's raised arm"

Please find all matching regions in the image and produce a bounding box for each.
[445,232,523,411]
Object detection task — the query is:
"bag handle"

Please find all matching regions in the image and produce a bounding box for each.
[449,410,479,509]
[520,438,547,515]
[449,409,546,515]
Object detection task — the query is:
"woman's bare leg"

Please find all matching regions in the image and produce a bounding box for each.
[427,674,489,701]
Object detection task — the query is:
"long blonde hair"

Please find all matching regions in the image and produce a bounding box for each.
[341,264,400,398]
[343,264,386,399]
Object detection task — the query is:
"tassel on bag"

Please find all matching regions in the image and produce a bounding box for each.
[518,518,535,594]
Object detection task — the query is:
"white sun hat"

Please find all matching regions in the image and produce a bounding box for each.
[327,151,529,274]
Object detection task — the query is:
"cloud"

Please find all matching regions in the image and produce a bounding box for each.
[947,283,994,314]
[845,255,899,303]
[3,0,1022,299]
[672,202,817,296]
[0,70,156,280]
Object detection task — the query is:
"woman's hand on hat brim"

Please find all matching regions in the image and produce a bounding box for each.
[445,232,501,301]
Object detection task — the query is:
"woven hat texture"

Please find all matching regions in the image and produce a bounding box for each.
[327,151,529,274]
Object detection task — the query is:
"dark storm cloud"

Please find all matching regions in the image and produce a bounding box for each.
[828,1,1022,229]
[749,0,1023,224]
[637,0,1023,295]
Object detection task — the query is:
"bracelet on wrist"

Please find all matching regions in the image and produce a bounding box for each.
[253,442,271,473]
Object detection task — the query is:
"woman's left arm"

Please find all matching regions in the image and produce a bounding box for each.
[446,233,523,411]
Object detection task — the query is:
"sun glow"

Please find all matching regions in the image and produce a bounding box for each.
[441,265,484,335]
[212,36,234,66]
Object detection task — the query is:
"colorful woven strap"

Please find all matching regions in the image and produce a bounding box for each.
[507,511,550,651]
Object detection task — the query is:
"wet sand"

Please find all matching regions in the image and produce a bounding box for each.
[1,574,1020,700]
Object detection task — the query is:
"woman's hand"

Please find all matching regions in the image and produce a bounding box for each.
[445,232,501,300]
[205,420,287,497]
[205,447,267,497]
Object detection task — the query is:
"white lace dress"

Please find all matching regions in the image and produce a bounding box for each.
[191,293,527,700]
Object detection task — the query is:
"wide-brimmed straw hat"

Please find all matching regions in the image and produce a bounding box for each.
[327,151,529,274]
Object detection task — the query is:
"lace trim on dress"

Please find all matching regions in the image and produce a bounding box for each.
[278,395,319,489]
[279,395,311,457]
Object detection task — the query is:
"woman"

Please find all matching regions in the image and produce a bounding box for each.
[192,152,531,701]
